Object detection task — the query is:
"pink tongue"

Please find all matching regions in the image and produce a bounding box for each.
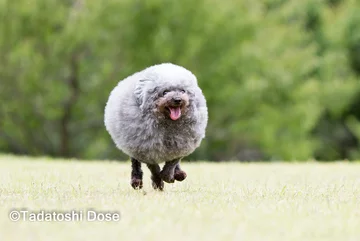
[169,107,181,120]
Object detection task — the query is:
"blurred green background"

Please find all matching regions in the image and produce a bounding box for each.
[1,0,360,162]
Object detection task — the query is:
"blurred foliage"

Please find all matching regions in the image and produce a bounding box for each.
[0,0,360,161]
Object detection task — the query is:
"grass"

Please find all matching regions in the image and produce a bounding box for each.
[0,155,359,241]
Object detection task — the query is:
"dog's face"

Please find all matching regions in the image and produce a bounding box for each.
[154,88,190,121]
[134,64,200,121]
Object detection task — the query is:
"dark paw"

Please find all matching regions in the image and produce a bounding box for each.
[160,170,175,183]
[174,170,187,181]
[151,178,164,191]
[130,178,143,189]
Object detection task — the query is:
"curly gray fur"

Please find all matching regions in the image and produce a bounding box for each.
[104,63,208,164]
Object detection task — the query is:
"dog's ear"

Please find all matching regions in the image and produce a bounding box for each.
[134,79,150,106]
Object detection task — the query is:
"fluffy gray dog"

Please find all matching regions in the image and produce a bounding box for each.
[104,63,208,190]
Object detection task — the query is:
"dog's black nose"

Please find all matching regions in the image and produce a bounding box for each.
[172,97,182,105]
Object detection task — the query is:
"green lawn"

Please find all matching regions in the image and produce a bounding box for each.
[0,155,359,241]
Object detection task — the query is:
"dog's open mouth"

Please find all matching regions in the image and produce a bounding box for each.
[168,107,181,121]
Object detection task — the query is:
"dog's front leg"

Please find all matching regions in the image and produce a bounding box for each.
[146,163,164,190]
[130,157,143,189]
[160,159,180,183]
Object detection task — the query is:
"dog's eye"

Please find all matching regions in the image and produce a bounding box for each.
[180,89,186,93]
[163,90,169,96]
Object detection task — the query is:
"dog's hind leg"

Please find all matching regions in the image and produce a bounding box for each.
[174,163,187,182]
[160,159,180,183]
[130,157,143,189]
[146,164,164,191]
